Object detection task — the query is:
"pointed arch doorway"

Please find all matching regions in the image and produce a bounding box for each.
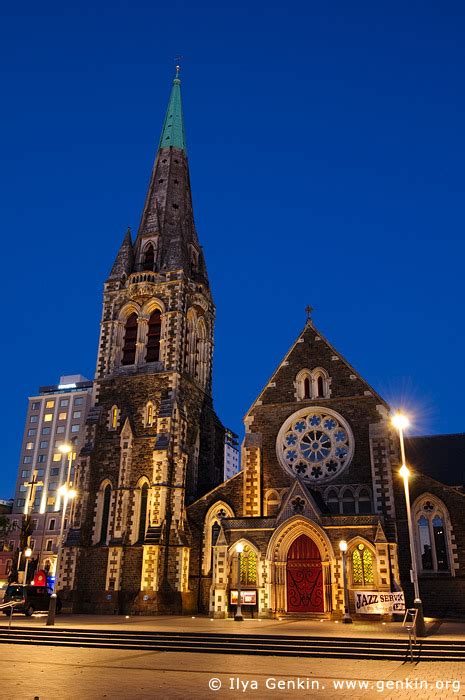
[286,534,323,613]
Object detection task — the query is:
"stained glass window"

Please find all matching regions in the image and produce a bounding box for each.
[278,409,354,483]
[240,545,257,585]
[351,544,374,586]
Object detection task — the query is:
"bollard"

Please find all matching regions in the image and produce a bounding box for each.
[46,593,57,626]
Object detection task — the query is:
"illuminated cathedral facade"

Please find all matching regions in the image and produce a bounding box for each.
[58,72,465,618]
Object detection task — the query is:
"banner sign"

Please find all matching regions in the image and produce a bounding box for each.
[354,591,405,614]
[230,590,257,605]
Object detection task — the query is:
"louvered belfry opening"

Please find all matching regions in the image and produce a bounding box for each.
[142,244,155,271]
[146,310,161,362]
[122,313,138,365]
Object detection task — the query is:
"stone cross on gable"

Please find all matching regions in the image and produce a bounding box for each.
[305,305,314,321]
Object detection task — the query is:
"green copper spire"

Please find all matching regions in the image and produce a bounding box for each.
[158,66,186,151]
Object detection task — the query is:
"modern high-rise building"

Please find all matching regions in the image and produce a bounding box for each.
[0,375,92,581]
[224,429,240,481]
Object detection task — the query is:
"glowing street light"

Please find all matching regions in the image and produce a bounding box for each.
[234,542,244,622]
[23,547,32,585]
[47,442,77,627]
[339,540,352,624]
[391,412,426,637]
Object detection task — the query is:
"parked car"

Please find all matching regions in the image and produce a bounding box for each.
[3,584,61,616]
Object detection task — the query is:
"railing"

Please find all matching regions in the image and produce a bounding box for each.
[0,599,25,632]
[402,607,418,662]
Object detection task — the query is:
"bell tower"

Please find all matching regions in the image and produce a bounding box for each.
[60,69,225,614]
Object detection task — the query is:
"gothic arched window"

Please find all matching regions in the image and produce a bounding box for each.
[240,545,257,585]
[99,484,112,544]
[142,244,155,271]
[351,543,374,586]
[295,369,312,401]
[415,497,450,572]
[138,483,149,542]
[145,402,154,427]
[326,488,339,514]
[341,488,356,514]
[304,377,311,399]
[122,313,138,365]
[146,310,161,362]
[312,368,329,399]
[110,405,119,431]
[357,488,372,514]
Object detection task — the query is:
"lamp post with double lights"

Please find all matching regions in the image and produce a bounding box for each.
[339,540,352,624]
[46,443,77,626]
[391,412,426,637]
[234,542,244,621]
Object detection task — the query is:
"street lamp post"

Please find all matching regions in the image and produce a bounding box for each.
[392,412,426,637]
[47,443,77,627]
[234,542,244,621]
[23,547,32,585]
[339,540,352,624]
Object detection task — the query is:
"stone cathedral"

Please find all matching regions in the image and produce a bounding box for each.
[59,72,465,618]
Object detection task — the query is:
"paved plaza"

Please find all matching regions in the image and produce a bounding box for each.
[0,643,463,700]
[0,616,463,699]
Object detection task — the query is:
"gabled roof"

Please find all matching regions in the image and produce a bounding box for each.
[246,317,387,417]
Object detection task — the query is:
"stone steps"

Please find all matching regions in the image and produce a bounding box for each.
[0,625,462,661]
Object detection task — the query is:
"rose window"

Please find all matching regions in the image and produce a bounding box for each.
[276,408,354,483]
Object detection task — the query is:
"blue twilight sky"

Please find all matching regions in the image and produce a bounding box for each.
[1,1,464,497]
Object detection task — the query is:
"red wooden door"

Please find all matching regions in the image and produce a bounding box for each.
[286,534,323,612]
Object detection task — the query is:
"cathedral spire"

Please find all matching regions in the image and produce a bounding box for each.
[134,70,207,282]
[158,66,186,151]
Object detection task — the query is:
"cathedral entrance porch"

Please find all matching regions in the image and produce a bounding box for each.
[266,516,336,616]
[286,534,323,613]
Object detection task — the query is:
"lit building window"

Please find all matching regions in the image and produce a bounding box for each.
[44,414,53,422]
[239,545,257,585]
[26,442,34,450]
[110,406,119,430]
[46,401,55,408]
[53,453,62,462]
[47,497,55,507]
[145,402,154,427]
[59,412,67,420]
[352,544,374,586]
